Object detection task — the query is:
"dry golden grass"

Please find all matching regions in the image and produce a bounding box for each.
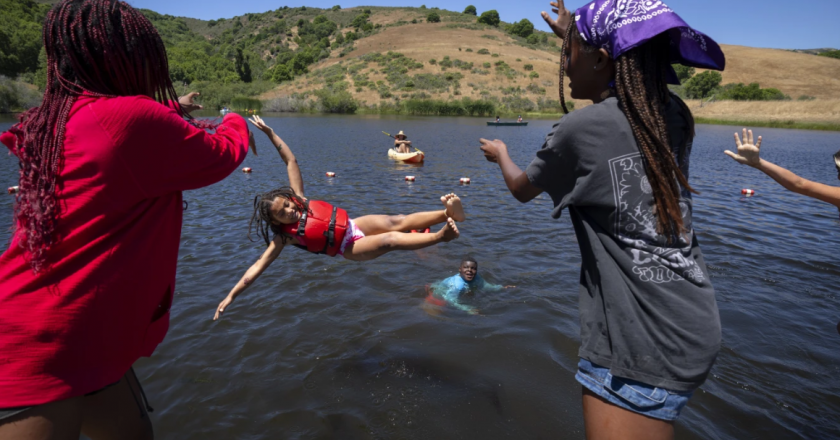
[709,45,840,100]
[687,99,840,123]
[260,19,840,123]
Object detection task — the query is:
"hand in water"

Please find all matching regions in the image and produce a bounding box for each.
[178,92,203,114]
[479,138,508,163]
[248,115,274,135]
[214,295,234,320]
[724,128,762,167]
[541,1,573,39]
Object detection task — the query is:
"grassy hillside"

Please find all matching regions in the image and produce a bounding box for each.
[5,2,840,125]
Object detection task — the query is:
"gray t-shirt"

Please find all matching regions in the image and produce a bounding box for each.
[526,96,720,392]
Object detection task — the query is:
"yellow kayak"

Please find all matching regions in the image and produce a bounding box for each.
[388,148,425,163]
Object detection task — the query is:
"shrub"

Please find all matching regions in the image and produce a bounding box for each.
[673,64,696,83]
[271,64,293,83]
[463,5,477,15]
[439,56,453,68]
[717,82,790,101]
[314,88,358,113]
[477,48,490,55]
[483,62,491,68]
[332,5,341,11]
[427,12,441,23]
[523,64,534,71]
[230,96,263,111]
[684,70,722,99]
[477,10,500,26]
[429,59,437,65]
[491,53,500,58]
[411,18,417,24]
[819,50,840,59]
[508,19,534,38]
[529,71,539,79]
[334,32,345,45]
[465,48,473,52]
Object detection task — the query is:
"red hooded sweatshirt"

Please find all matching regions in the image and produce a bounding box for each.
[0,95,249,407]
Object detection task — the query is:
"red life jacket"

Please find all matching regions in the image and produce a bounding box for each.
[280,200,349,257]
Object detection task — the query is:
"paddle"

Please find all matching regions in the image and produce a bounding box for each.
[382,131,396,139]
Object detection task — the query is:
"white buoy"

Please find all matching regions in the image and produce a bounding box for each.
[405,176,415,181]
[8,186,19,195]
[741,189,755,196]
[242,167,252,173]
[326,172,336,177]
[460,177,471,184]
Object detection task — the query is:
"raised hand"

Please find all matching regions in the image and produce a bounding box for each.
[248,115,274,134]
[178,91,203,114]
[213,295,234,320]
[724,128,762,167]
[479,138,508,163]
[541,1,573,39]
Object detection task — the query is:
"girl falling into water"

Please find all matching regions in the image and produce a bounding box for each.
[214,116,464,319]
[480,0,725,438]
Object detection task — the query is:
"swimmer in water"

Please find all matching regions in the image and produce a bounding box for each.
[427,258,514,315]
[214,116,465,320]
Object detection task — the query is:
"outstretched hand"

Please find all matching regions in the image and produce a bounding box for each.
[248,115,274,134]
[178,92,203,114]
[541,1,573,39]
[479,138,508,163]
[213,296,234,320]
[724,128,762,167]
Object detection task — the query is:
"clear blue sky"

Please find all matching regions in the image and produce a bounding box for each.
[128,0,839,50]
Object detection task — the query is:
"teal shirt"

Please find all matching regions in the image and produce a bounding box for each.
[430,274,503,313]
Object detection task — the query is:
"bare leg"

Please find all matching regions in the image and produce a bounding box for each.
[344,218,459,261]
[353,194,466,235]
[0,397,83,440]
[582,388,674,440]
[81,368,154,440]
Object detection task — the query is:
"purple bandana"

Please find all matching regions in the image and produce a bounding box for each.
[575,0,725,84]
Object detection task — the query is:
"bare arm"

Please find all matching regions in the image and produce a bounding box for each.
[725,128,840,208]
[214,236,285,320]
[248,115,304,197]
[479,138,543,203]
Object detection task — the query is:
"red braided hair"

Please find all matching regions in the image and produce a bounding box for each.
[9,0,183,272]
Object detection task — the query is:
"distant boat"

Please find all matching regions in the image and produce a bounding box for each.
[487,121,528,126]
[220,107,231,116]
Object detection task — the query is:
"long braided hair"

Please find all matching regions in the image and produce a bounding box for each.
[8,0,182,272]
[249,187,307,246]
[559,22,696,240]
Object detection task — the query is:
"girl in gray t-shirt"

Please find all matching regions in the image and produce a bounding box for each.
[480,0,726,437]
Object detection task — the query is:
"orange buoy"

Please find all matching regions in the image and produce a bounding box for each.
[741,189,755,196]
[405,176,415,181]
[242,167,252,173]
[8,186,19,194]
[410,228,431,233]
[326,172,336,177]
[460,177,471,184]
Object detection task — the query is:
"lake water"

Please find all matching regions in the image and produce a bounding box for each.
[1,114,839,439]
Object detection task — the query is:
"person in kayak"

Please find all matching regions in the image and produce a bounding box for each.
[426,258,514,314]
[214,116,465,320]
[394,130,413,153]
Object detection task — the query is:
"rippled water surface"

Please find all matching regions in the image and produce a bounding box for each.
[2,114,840,439]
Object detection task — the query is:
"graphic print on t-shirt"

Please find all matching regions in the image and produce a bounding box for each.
[608,152,705,284]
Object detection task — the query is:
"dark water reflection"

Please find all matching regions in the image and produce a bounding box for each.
[2,114,839,439]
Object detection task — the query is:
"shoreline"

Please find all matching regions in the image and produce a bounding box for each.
[4,111,840,132]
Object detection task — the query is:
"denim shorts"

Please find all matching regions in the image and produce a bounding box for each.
[575,358,693,421]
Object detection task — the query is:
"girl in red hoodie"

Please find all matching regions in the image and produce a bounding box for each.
[0,1,252,438]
